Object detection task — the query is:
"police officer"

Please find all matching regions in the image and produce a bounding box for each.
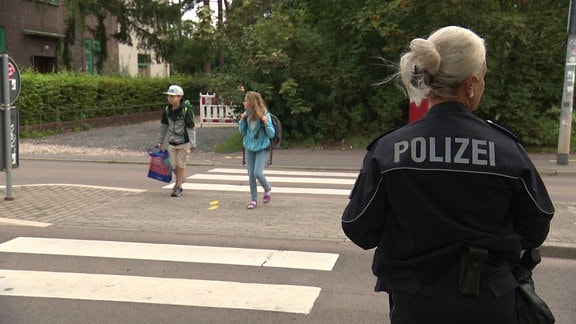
[341,26,554,324]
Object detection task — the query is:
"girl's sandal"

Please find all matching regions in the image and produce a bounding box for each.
[247,200,258,209]
[263,189,271,203]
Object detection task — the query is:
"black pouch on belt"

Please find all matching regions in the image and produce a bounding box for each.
[459,246,488,297]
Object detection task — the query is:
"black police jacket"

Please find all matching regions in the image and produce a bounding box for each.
[341,102,554,294]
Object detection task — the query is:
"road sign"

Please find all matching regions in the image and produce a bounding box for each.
[0,106,19,170]
[0,56,21,105]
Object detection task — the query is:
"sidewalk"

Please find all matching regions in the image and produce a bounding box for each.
[4,144,576,259]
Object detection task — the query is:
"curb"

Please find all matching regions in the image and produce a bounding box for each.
[541,242,576,259]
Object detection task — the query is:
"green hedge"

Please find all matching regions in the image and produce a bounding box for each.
[16,71,210,126]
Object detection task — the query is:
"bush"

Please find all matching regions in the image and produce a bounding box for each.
[16,71,211,127]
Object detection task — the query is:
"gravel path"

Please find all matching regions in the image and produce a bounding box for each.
[19,121,240,161]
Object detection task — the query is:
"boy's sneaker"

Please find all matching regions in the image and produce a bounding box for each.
[172,180,185,192]
[171,187,183,197]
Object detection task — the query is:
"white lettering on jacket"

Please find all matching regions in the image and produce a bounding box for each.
[393,137,496,166]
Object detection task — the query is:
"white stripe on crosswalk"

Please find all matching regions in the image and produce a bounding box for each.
[0,237,339,271]
[188,174,355,185]
[162,168,355,195]
[0,218,52,227]
[209,168,358,178]
[0,270,321,314]
[8,183,146,193]
[168,183,351,195]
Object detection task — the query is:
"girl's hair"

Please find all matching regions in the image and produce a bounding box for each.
[245,91,267,121]
[399,26,486,105]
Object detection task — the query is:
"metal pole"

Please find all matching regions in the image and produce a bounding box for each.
[1,54,13,200]
[557,0,576,165]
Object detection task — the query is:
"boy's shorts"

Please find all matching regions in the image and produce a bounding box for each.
[168,143,189,169]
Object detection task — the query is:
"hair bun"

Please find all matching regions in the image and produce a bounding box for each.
[410,38,440,75]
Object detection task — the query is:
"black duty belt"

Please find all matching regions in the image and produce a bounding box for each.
[449,246,512,297]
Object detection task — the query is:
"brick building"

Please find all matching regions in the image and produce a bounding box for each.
[0,0,168,77]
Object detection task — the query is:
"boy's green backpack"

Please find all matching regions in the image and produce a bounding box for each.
[165,100,194,128]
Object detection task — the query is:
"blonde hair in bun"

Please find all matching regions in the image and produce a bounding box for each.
[399,26,485,105]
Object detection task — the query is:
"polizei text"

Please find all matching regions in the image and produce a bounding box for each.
[393,137,496,166]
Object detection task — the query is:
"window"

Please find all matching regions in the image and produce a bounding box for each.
[84,39,93,74]
[93,40,101,71]
[138,54,151,77]
[28,0,59,6]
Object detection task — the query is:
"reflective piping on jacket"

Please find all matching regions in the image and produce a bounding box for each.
[342,166,554,224]
[341,176,385,223]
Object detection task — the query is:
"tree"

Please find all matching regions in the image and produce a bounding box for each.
[61,0,181,73]
[197,1,214,74]
[55,0,571,147]
[213,0,569,146]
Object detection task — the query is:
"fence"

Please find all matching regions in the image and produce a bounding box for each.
[199,93,239,127]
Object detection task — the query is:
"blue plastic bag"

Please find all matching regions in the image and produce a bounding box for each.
[147,149,172,183]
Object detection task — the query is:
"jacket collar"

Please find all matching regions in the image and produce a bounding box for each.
[426,102,470,116]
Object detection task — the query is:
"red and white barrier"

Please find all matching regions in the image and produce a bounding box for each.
[199,93,239,127]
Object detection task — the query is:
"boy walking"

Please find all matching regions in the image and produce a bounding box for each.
[156,85,196,197]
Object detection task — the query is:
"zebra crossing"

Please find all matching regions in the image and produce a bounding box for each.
[163,168,359,196]
[0,168,353,316]
[0,237,339,314]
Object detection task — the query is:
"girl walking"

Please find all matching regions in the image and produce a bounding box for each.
[239,91,275,209]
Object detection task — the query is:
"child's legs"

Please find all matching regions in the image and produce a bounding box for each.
[245,149,258,201]
[169,144,189,187]
[253,149,270,191]
[174,167,185,187]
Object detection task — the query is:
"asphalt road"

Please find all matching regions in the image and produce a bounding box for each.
[1,160,575,323]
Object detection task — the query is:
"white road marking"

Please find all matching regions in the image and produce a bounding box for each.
[209,168,358,178]
[188,173,355,185]
[166,183,351,196]
[0,218,52,227]
[163,168,355,195]
[0,237,339,271]
[0,270,321,314]
[1,183,145,193]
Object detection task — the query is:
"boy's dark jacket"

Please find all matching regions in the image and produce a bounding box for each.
[157,102,196,148]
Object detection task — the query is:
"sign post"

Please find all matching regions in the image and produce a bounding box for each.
[557,0,576,165]
[1,54,21,200]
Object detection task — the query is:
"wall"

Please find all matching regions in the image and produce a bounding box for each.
[0,0,65,70]
[118,42,170,78]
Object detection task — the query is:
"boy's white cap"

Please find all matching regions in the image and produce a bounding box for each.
[163,85,184,96]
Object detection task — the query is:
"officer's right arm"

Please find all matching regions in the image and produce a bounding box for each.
[341,153,387,250]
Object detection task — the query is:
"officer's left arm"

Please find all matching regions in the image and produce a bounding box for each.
[341,151,388,250]
[511,155,555,249]
[487,124,555,249]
